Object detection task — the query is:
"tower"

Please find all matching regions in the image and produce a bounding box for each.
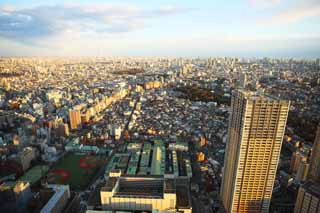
[220,89,290,212]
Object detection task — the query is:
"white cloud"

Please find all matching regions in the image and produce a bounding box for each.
[0,3,192,41]
[248,0,281,9]
[257,0,320,24]
[269,6,320,24]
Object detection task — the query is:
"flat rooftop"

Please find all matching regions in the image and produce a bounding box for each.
[102,176,176,198]
[236,89,278,101]
[116,178,163,197]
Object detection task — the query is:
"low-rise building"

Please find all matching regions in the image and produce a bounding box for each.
[100,172,191,213]
[40,184,71,213]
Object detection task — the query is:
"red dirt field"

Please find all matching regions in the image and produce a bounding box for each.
[78,156,97,169]
[47,169,71,184]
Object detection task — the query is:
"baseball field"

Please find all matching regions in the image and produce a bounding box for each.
[47,154,103,191]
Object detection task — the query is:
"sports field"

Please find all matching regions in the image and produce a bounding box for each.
[47,154,103,191]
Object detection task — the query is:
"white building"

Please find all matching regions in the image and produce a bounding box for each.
[40,184,70,213]
[100,172,191,213]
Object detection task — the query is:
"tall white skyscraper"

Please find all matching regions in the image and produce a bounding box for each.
[221,89,290,212]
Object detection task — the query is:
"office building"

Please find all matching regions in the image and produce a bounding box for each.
[295,161,310,183]
[294,125,320,213]
[290,151,308,173]
[18,147,37,171]
[220,89,290,212]
[69,109,81,130]
[294,181,320,213]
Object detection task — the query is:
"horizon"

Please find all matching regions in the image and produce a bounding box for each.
[0,55,319,60]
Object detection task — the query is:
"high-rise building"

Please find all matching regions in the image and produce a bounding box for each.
[294,125,320,213]
[239,73,247,88]
[294,181,320,213]
[308,126,320,182]
[290,151,308,173]
[295,161,310,183]
[220,89,290,212]
[69,109,81,130]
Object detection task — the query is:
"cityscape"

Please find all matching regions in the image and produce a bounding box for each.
[0,1,320,213]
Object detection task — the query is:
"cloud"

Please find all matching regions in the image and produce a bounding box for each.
[0,4,16,12]
[248,0,281,9]
[0,3,192,41]
[269,6,320,24]
[259,0,320,24]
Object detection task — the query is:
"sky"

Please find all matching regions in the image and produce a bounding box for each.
[0,0,319,57]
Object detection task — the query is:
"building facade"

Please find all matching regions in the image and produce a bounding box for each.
[40,184,70,213]
[290,151,307,173]
[294,181,320,213]
[69,109,81,130]
[221,90,290,212]
[294,125,320,213]
[308,126,320,182]
[19,147,36,171]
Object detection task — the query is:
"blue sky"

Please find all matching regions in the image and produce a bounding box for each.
[0,0,319,57]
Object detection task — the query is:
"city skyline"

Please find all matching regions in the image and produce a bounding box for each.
[0,56,319,212]
[0,1,320,212]
[0,0,320,57]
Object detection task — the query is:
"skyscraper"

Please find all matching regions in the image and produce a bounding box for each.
[221,89,290,212]
[294,125,320,213]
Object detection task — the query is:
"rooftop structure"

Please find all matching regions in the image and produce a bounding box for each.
[100,172,191,213]
[105,141,191,179]
[151,141,166,175]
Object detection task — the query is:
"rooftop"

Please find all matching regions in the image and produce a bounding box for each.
[236,89,279,102]
[303,181,320,198]
[102,175,176,198]
[116,178,163,197]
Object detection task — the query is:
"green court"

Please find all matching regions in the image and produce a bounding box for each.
[48,154,103,191]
